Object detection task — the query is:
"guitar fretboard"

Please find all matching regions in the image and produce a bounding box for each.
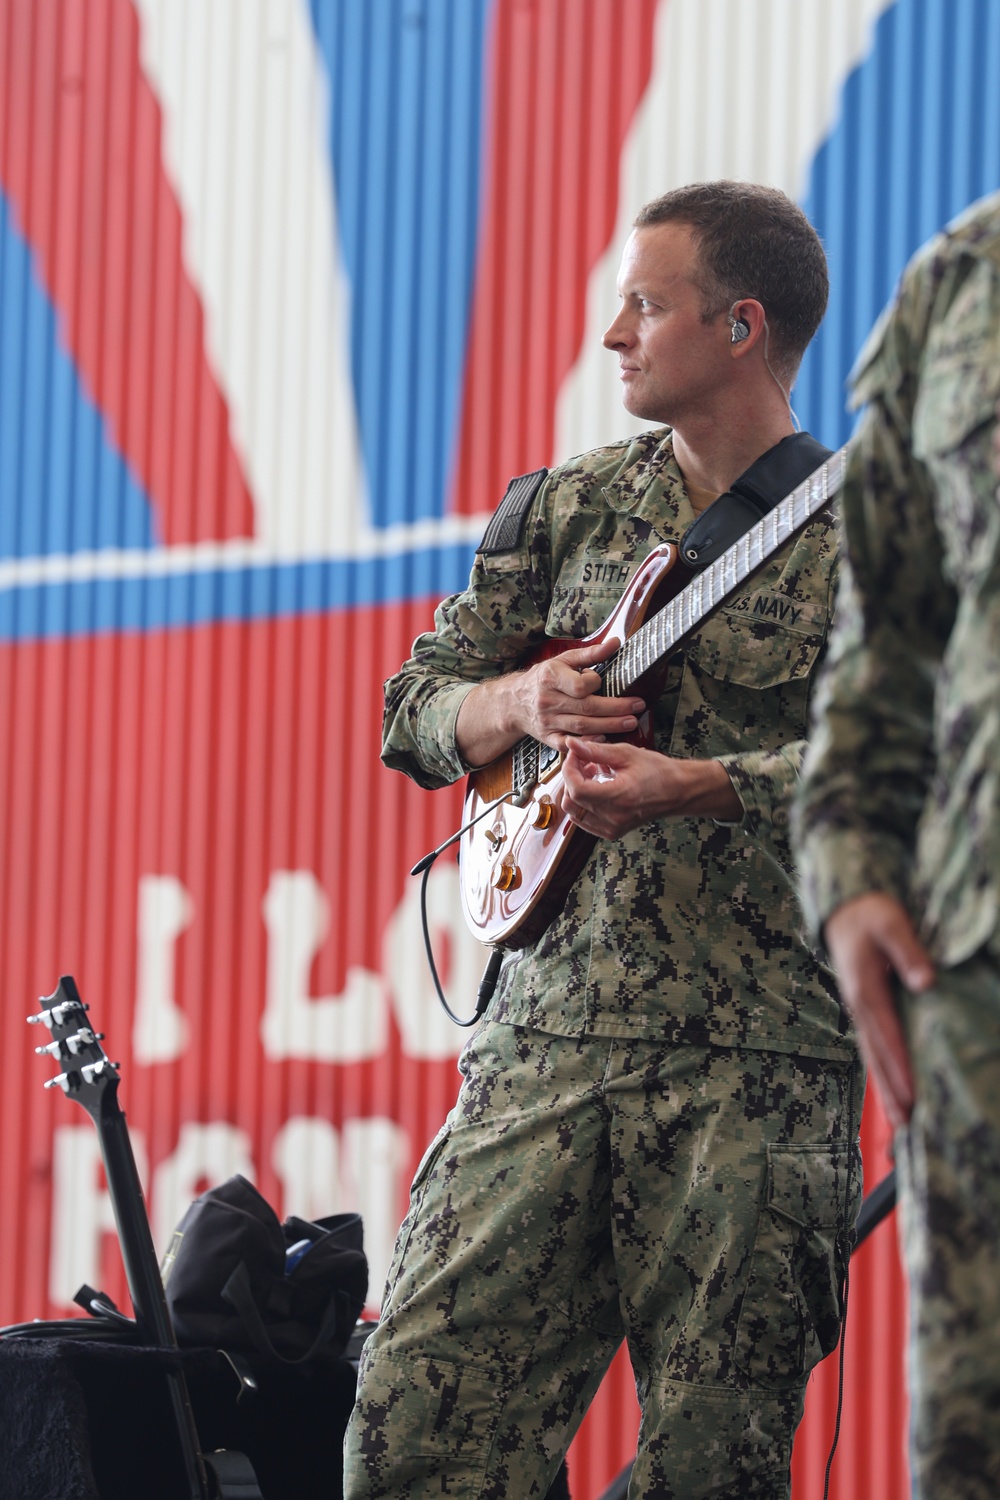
[510,447,845,793]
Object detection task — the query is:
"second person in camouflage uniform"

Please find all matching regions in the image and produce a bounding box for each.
[794,191,1000,1499]
[345,182,861,1500]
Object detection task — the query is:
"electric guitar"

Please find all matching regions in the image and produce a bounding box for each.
[30,975,261,1500]
[459,446,845,949]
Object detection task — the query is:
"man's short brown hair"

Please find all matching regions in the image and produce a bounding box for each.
[635,181,828,382]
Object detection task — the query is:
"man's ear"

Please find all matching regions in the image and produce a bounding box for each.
[727,298,766,353]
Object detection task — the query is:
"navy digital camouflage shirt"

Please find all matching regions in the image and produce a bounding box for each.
[384,428,852,1060]
[795,192,1000,968]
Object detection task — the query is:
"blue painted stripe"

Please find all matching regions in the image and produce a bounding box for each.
[796,0,1000,449]
[0,544,479,641]
[0,191,158,562]
[306,0,494,529]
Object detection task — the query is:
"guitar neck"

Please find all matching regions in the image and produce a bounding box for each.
[97,1103,210,1500]
[602,446,845,697]
[507,447,844,790]
[96,1104,177,1348]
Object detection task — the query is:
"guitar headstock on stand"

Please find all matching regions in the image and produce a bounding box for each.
[29,975,122,1127]
[25,974,262,1499]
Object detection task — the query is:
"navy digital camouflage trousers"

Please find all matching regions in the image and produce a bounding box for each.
[898,950,1000,1499]
[344,1020,861,1499]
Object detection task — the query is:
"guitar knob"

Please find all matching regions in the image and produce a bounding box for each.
[490,860,519,891]
[531,797,553,830]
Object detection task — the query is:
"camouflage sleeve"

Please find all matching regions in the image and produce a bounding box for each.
[715,524,841,873]
[718,740,804,862]
[793,252,959,936]
[381,483,555,790]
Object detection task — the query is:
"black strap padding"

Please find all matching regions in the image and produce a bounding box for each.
[477,467,548,556]
[679,431,833,569]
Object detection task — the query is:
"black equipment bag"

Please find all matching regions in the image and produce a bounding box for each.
[161,1174,368,1366]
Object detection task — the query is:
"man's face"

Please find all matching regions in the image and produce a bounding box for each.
[603,222,731,426]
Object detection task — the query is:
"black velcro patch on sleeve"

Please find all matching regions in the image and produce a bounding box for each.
[476,468,548,556]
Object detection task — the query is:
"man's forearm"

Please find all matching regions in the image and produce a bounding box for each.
[631,753,743,822]
[560,739,742,838]
[455,676,525,768]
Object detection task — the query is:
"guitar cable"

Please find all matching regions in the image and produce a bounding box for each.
[822,1057,860,1500]
[411,792,517,1027]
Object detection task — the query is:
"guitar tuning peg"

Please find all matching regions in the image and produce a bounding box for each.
[27,1011,54,1029]
[67,1028,98,1053]
[43,1073,71,1094]
[80,1059,119,1085]
[34,1028,100,1059]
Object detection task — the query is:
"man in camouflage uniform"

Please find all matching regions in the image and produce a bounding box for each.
[346,182,861,1499]
[794,191,1000,1500]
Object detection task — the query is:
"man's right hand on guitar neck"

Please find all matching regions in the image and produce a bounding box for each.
[455,635,646,769]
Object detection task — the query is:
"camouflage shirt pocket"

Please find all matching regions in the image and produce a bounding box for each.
[733,1143,852,1390]
[912,263,1000,461]
[913,319,1000,587]
[545,585,627,640]
[687,603,824,688]
[669,608,824,758]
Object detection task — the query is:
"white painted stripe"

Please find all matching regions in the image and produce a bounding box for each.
[553,0,895,464]
[0,514,494,593]
[133,0,369,555]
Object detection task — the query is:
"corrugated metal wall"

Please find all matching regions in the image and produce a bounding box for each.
[1,1,998,1496]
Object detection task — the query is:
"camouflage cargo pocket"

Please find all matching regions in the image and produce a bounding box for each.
[380,1124,454,1305]
[349,1352,504,1495]
[734,1143,849,1391]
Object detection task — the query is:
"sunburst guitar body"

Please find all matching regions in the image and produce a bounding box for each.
[459,542,685,949]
